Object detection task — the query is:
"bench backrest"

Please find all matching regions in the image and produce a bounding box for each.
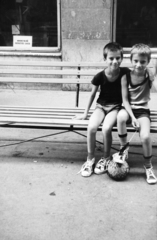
[0,60,155,106]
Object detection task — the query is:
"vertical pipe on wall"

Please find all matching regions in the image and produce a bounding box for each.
[57,0,61,51]
[110,0,117,42]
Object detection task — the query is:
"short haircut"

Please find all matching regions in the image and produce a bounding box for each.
[103,42,123,60]
[130,43,151,62]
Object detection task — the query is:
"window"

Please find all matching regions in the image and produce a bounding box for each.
[115,0,157,48]
[0,0,60,51]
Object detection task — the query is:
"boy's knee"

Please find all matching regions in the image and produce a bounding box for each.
[141,133,150,144]
[117,110,127,124]
[102,124,112,134]
[88,124,98,133]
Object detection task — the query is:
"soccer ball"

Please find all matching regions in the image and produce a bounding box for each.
[107,159,130,181]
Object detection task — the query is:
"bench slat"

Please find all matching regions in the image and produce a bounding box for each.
[0,61,106,68]
[2,113,70,118]
[0,107,156,117]
[0,106,94,112]
[0,69,101,76]
[0,105,156,113]
[0,77,92,84]
[0,114,157,123]
[0,61,154,68]
[0,116,89,125]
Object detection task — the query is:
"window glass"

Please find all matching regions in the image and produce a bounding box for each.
[116,0,157,47]
[0,0,58,48]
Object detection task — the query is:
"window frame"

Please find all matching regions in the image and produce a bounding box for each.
[0,0,61,53]
[112,0,157,55]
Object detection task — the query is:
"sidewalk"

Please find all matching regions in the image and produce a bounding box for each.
[0,90,157,240]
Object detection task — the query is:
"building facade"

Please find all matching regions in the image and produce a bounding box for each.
[0,0,157,62]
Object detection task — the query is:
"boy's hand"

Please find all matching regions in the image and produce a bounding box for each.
[72,114,87,120]
[131,117,140,130]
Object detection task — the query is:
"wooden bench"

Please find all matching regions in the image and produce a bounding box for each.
[0,60,157,137]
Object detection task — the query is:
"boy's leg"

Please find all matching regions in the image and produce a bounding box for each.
[87,108,105,159]
[117,108,129,147]
[114,108,130,163]
[102,109,119,158]
[138,117,152,158]
[138,117,157,184]
[79,108,105,177]
[94,109,118,174]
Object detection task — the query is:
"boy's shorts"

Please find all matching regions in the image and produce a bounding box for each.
[95,103,121,116]
[126,107,151,123]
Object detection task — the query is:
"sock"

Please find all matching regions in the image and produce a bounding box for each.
[143,155,152,169]
[118,133,127,148]
[87,153,95,161]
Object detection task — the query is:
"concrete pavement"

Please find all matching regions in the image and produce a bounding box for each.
[0,89,157,240]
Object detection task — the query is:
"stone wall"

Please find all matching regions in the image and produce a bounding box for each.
[61,0,111,62]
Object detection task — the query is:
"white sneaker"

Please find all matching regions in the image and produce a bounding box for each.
[144,166,157,184]
[113,147,129,164]
[120,146,129,160]
[94,157,110,175]
[78,158,95,177]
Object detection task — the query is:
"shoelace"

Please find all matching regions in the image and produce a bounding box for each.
[121,149,128,160]
[147,168,156,179]
[97,158,106,166]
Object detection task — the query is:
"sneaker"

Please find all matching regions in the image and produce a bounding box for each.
[144,166,157,184]
[120,146,129,161]
[122,148,129,160]
[113,147,129,164]
[78,158,95,177]
[94,157,110,175]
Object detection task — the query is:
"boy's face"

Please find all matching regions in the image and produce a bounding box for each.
[105,50,122,70]
[131,54,149,73]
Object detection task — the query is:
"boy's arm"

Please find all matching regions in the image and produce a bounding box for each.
[121,75,139,129]
[73,84,98,120]
[152,59,157,91]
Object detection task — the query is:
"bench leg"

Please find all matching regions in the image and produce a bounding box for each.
[76,83,80,107]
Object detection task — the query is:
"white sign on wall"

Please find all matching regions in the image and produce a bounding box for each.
[13,36,32,48]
